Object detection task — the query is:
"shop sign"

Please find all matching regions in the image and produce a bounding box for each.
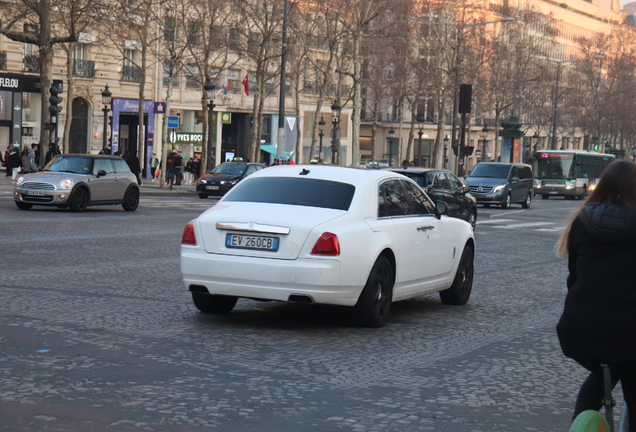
[168,131,202,144]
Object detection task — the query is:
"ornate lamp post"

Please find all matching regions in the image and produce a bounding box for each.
[481,125,489,161]
[318,116,325,162]
[330,100,341,165]
[533,131,540,153]
[101,85,112,153]
[204,77,216,166]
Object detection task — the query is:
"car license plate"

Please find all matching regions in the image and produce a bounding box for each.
[25,190,46,196]
[206,185,220,190]
[473,194,483,198]
[225,234,279,251]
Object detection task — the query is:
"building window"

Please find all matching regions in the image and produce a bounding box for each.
[164,16,177,42]
[185,64,199,88]
[227,69,240,93]
[73,43,95,78]
[122,48,141,82]
[23,43,39,73]
[163,62,179,86]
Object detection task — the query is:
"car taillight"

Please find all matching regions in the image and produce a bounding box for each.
[311,232,340,256]
[182,222,197,245]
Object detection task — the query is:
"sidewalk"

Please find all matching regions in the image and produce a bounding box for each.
[0,170,195,197]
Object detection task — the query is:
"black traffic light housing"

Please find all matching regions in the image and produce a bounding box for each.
[49,84,63,116]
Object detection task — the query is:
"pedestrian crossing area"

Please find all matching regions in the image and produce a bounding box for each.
[139,197,218,209]
[476,217,564,232]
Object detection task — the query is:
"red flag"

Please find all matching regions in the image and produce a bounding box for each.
[242,75,250,96]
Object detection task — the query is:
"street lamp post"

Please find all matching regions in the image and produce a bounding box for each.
[101,85,112,153]
[481,125,489,161]
[318,116,325,162]
[204,78,216,167]
[533,132,539,153]
[443,135,449,169]
[549,55,603,150]
[450,17,516,167]
[417,126,423,167]
[388,128,395,166]
[330,100,341,165]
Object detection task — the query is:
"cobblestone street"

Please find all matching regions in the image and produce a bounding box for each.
[0,183,622,431]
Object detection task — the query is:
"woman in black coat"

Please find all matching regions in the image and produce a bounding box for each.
[556,160,636,427]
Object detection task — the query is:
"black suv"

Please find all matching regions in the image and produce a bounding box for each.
[196,161,265,198]
[388,168,478,229]
[464,162,534,208]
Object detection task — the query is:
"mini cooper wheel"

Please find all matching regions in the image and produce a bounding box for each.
[15,202,33,210]
[439,246,474,305]
[69,188,89,212]
[355,255,394,328]
[198,194,208,199]
[192,292,238,314]
[122,188,140,211]
[521,192,532,209]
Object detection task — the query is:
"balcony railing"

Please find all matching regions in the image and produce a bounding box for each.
[73,59,95,78]
[24,54,39,73]
[121,65,141,82]
[0,52,6,70]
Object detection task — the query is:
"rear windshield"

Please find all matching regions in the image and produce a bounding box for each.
[224,177,355,211]
[393,171,435,187]
[469,164,510,178]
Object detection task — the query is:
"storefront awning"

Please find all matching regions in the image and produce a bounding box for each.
[260,144,290,158]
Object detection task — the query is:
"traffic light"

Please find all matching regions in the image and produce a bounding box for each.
[49,84,63,117]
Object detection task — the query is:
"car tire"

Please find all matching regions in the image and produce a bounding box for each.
[198,194,208,199]
[439,245,474,305]
[191,292,238,314]
[122,188,140,211]
[542,194,549,199]
[521,192,532,209]
[467,210,477,230]
[15,202,33,210]
[69,188,89,212]
[354,255,394,328]
[501,193,511,209]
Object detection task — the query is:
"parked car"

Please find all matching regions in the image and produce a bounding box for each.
[181,165,475,327]
[464,162,534,208]
[387,167,477,229]
[13,154,140,212]
[196,161,265,198]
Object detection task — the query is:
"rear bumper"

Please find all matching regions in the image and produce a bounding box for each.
[181,248,361,306]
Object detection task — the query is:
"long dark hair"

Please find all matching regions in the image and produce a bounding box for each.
[556,160,636,257]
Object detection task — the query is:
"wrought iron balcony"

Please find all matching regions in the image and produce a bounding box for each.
[121,65,141,82]
[24,54,39,73]
[73,59,95,78]
[0,52,6,70]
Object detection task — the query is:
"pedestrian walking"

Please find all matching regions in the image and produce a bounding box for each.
[173,152,183,186]
[193,157,201,179]
[28,145,37,172]
[124,150,142,185]
[184,158,194,185]
[8,145,21,181]
[32,143,40,168]
[45,144,60,165]
[165,152,175,186]
[555,160,636,428]
[150,153,160,181]
[20,146,30,173]
[1,147,7,176]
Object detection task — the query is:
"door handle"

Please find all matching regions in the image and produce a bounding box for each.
[417,226,434,232]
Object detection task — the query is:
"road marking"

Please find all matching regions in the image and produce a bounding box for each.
[492,222,556,229]
[476,219,516,225]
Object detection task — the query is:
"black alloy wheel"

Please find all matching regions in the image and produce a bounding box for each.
[355,255,394,328]
[439,246,474,305]
[467,211,477,230]
[122,188,140,211]
[69,188,89,212]
[501,193,511,209]
[521,192,532,209]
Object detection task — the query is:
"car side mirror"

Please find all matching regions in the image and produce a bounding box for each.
[462,185,470,193]
[512,176,519,183]
[435,200,449,219]
[96,169,107,178]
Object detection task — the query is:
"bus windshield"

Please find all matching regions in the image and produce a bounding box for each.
[534,153,574,180]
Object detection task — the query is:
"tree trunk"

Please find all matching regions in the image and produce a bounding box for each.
[63,43,75,154]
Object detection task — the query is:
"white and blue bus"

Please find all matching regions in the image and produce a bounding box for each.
[532,150,615,199]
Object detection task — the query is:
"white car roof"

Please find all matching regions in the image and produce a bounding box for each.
[253,165,401,185]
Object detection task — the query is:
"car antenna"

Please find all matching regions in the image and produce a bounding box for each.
[299,168,310,176]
